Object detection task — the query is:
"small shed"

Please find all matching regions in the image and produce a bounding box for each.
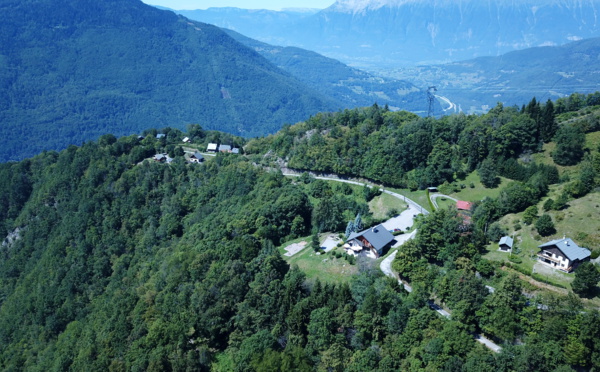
[156,134,166,139]
[182,137,191,143]
[499,236,513,252]
[456,201,473,211]
[231,148,240,154]
[206,143,218,152]
[427,187,438,192]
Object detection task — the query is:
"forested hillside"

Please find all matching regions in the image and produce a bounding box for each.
[0,0,340,162]
[1,93,599,370]
[247,94,600,190]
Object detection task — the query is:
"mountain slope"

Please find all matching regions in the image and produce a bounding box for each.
[223,29,428,113]
[0,0,340,162]
[175,0,600,68]
[384,37,600,113]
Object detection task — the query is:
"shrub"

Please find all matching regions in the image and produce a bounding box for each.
[522,206,538,225]
[387,208,399,218]
[535,214,556,237]
[543,198,555,211]
[572,262,600,298]
[508,255,522,264]
[591,250,600,259]
[487,222,507,242]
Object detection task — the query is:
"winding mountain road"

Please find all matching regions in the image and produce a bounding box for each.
[283,171,502,353]
[283,173,429,215]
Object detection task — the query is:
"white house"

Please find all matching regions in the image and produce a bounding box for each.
[537,237,591,273]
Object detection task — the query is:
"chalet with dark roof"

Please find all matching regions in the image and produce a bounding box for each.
[344,224,395,259]
[189,152,204,163]
[153,153,166,162]
[537,237,591,273]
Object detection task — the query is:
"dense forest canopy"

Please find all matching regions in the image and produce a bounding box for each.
[0,92,599,370]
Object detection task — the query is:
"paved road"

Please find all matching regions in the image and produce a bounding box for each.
[434,94,458,113]
[428,301,451,319]
[380,230,417,293]
[283,174,430,215]
[475,334,502,353]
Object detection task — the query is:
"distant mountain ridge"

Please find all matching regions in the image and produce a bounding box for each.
[174,0,600,68]
[223,29,429,113]
[381,36,600,113]
[0,0,339,161]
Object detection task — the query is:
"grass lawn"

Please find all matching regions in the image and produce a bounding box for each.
[279,235,358,284]
[435,197,456,210]
[385,188,430,213]
[449,172,510,202]
[532,131,599,176]
[369,192,408,219]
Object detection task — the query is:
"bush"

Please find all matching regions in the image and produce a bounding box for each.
[535,214,556,237]
[543,198,555,211]
[552,125,586,166]
[387,208,399,218]
[487,222,506,242]
[514,223,522,231]
[522,205,538,225]
[591,250,600,260]
[476,259,495,277]
[572,262,600,298]
[508,255,522,264]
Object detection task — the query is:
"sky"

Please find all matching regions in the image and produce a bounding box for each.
[141,0,336,11]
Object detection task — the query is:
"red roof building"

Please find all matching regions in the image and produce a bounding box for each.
[456,201,473,211]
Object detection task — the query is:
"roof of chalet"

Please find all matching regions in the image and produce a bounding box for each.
[182,137,190,142]
[153,153,166,161]
[192,152,204,160]
[456,201,473,211]
[539,238,591,262]
[348,224,395,251]
[499,236,513,248]
[156,134,166,139]
[220,145,232,151]
[207,143,218,151]
[232,148,240,154]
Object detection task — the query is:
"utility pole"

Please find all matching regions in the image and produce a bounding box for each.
[427,86,437,117]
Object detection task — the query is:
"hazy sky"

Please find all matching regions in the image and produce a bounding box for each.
[141,0,336,11]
